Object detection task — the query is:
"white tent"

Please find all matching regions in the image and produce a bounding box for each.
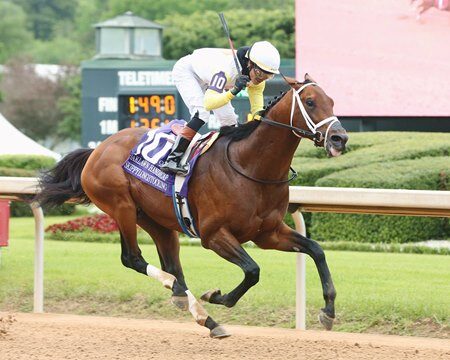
[0,112,60,160]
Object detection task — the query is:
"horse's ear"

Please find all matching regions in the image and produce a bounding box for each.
[284,76,299,85]
[304,73,316,83]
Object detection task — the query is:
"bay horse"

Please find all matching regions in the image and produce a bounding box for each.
[36,74,348,338]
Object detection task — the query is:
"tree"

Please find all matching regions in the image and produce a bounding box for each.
[106,0,293,21]
[14,0,77,41]
[0,2,33,63]
[161,9,294,60]
[56,74,81,142]
[0,57,66,145]
[30,37,86,65]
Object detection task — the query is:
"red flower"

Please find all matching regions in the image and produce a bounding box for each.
[45,214,119,234]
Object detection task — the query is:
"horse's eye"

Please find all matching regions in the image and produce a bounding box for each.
[306,99,315,108]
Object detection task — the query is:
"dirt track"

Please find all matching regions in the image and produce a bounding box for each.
[1,313,449,359]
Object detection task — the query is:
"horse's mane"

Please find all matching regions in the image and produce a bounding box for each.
[218,79,310,141]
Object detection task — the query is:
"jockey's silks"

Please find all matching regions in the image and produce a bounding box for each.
[186,48,266,115]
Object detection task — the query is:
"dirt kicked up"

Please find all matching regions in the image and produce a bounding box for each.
[1,312,449,360]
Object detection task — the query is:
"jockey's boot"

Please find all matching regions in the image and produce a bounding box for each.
[160,112,205,175]
[160,135,191,175]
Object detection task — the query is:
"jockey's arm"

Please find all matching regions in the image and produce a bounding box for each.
[204,89,235,111]
[247,81,265,115]
[204,79,266,113]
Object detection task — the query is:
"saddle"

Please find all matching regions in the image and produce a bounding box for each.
[171,123,220,169]
[122,120,220,238]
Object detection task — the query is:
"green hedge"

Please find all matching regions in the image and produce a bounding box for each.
[315,156,449,190]
[291,133,450,186]
[286,133,450,244]
[310,157,449,243]
[11,202,76,217]
[0,155,56,170]
[0,167,36,177]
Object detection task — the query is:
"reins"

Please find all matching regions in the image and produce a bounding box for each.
[225,139,298,184]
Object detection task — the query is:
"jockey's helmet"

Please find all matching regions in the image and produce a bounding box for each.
[246,41,280,74]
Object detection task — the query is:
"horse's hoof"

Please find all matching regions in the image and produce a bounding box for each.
[201,289,221,303]
[210,325,231,339]
[171,295,189,311]
[318,310,334,331]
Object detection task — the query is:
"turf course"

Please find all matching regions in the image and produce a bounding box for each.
[1,216,449,338]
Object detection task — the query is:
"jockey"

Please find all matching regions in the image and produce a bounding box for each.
[161,41,280,175]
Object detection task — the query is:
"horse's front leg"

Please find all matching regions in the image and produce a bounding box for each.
[201,228,260,308]
[255,223,336,330]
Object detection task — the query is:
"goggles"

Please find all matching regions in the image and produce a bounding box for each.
[253,65,275,81]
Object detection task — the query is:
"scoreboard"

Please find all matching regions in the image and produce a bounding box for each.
[119,94,178,129]
[81,59,295,148]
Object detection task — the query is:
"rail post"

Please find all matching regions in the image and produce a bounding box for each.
[291,210,306,330]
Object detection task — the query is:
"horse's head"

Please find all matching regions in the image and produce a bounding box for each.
[276,74,348,157]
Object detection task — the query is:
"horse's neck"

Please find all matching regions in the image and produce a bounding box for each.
[233,108,301,180]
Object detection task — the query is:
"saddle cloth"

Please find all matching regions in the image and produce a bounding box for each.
[122,120,218,198]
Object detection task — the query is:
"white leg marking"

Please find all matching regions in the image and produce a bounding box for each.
[185,290,209,326]
[146,264,176,289]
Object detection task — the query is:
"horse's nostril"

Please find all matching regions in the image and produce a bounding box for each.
[331,134,348,146]
[331,135,340,143]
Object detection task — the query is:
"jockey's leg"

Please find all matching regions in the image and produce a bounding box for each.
[160,112,205,175]
[161,57,209,174]
[213,102,239,128]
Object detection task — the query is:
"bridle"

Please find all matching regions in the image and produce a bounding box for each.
[225,81,341,184]
[256,82,340,148]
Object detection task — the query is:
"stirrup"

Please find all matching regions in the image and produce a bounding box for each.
[160,159,190,175]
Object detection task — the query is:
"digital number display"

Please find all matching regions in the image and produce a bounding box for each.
[119,94,177,129]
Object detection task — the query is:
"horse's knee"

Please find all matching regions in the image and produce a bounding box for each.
[314,246,326,263]
[245,265,260,287]
[121,253,147,275]
[121,254,132,268]
[305,239,325,262]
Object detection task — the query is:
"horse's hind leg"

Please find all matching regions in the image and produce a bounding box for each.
[136,211,230,339]
[136,210,188,303]
[107,196,176,290]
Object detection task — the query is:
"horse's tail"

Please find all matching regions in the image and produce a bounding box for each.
[35,148,94,208]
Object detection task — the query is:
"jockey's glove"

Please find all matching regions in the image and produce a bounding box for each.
[230,75,250,96]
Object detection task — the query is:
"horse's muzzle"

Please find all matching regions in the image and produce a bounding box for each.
[327,124,348,157]
[329,133,348,151]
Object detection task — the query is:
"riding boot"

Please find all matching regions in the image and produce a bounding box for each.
[160,135,191,175]
[160,112,205,175]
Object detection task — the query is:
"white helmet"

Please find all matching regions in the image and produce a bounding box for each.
[246,41,280,74]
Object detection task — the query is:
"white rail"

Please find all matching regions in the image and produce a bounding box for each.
[290,186,450,330]
[0,177,43,313]
[1,177,449,328]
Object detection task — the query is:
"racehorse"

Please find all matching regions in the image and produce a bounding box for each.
[36,74,348,338]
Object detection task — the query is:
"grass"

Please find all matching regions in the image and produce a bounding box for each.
[0,216,449,338]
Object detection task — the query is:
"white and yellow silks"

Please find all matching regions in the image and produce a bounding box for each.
[204,81,265,116]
